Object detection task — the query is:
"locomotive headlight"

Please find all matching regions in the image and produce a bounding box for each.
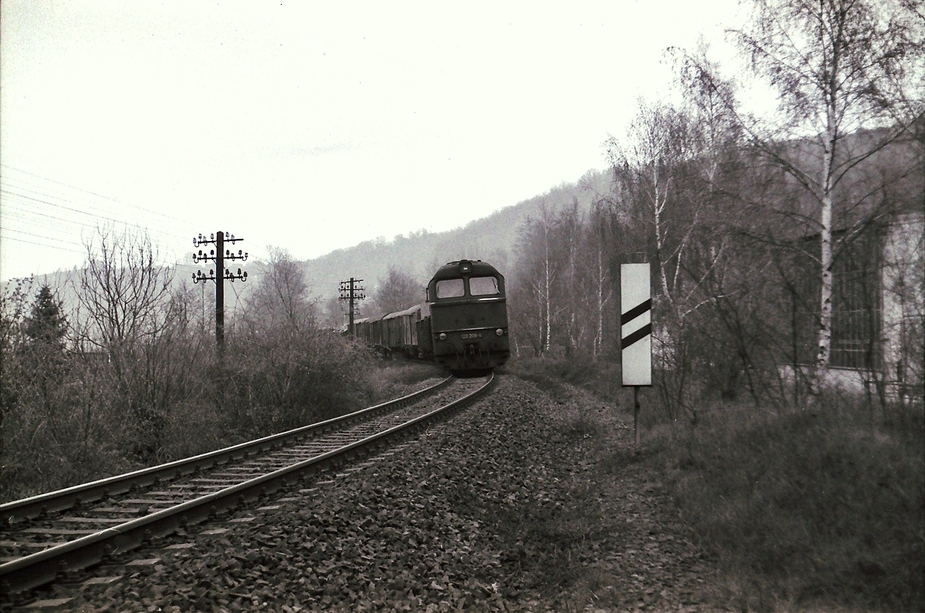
[495,328,504,336]
[439,332,447,341]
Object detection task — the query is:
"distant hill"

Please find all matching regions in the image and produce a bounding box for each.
[6,168,611,324]
[302,168,611,305]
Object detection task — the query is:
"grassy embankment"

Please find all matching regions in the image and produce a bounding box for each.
[512,357,925,612]
[651,394,924,612]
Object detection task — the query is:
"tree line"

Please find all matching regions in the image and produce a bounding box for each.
[506,0,923,418]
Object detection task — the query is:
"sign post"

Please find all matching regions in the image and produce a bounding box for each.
[621,263,652,445]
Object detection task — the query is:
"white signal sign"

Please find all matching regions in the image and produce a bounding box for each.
[621,264,652,386]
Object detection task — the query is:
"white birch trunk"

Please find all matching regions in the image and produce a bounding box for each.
[544,226,552,354]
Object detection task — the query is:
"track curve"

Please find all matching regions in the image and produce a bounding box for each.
[1,374,494,598]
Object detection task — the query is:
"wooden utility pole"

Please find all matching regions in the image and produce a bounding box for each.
[339,277,366,336]
[193,231,248,355]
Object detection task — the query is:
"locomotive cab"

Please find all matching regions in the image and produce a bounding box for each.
[425,260,509,373]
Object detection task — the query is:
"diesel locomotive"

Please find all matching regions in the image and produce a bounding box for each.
[352,260,509,374]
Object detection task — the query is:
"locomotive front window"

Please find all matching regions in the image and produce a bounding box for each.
[469,276,500,296]
[435,278,465,298]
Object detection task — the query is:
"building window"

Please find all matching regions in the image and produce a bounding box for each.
[790,228,883,369]
[830,230,882,369]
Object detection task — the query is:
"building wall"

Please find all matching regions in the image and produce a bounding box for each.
[881,211,925,399]
[780,212,924,401]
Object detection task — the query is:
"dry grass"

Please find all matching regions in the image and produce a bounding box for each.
[362,359,447,400]
[495,356,924,610]
[653,399,925,612]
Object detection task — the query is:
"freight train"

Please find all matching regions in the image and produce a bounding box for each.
[351,260,509,374]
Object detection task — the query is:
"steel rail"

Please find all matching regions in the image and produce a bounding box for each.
[0,373,493,597]
[0,376,453,524]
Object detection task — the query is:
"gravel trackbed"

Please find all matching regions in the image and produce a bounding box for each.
[33,376,725,612]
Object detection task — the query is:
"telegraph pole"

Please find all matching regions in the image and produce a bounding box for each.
[193,231,248,355]
[339,277,366,336]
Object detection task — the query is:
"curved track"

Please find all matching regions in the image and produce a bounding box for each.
[1,374,493,598]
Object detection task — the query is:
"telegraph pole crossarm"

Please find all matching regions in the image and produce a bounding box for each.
[192,231,247,355]
[339,277,366,336]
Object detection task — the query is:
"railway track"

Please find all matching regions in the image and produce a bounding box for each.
[1,373,494,600]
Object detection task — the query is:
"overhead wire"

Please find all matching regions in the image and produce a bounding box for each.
[1,164,267,283]
[2,165,193,233]
[0,197,181,265]
[0,165,195,265]
[0,230,87,255]
[1,164,191,226]
[0,184,193,246]
[1,189,131,229]
[1,226,86,248]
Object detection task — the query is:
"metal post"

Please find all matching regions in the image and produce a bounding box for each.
[634,386,640,445]
[621,263,651,446]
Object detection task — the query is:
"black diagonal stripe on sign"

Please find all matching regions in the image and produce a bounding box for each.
[621,323,652,350]
[621,298,651,325]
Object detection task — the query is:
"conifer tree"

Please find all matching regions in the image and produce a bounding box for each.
[24,285,68,348]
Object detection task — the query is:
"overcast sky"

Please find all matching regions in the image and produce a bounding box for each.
[1,0,748,282]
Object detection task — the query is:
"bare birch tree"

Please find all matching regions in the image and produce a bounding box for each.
[730,0,923,379]
[509,202,560,356]
[588,199,614,360]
